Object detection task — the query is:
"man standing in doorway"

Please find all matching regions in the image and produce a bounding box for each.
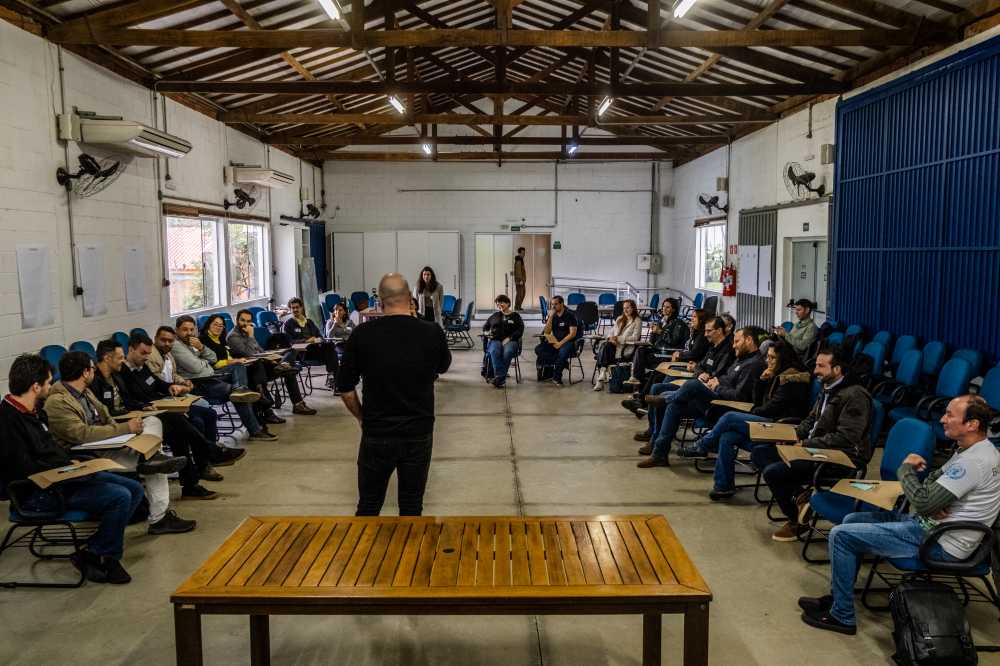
[337,273,452,516]
[513,246,527,310]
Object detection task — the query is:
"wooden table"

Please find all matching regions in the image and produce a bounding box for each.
[172,515,711,666]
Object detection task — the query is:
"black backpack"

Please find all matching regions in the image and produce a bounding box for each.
[607,365,631,394]
[889,580,977,666]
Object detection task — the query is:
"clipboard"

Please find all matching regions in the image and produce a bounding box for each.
[776,444,856,469]
[669,379,686,387]
[666,369,695,379]
[748,422,799,442]
[710,400,754,412]
[29,459,127,489]
[151,395,199,413]
[830,479,902,511]
[112,409,164,421]
[72,433,162,460]
[655,361,689,375]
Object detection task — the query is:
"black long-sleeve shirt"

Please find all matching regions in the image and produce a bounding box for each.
[652,316,689,352]
[694,336,734,379]
[283,317,322,342]
[483,311,525,342]
[677,331,709,362]
[119,362,174,404]
[0,397,74,485]
[714,351,766,402]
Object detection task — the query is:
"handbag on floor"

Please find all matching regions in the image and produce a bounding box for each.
[607,365,631,394]
[889,580,977,666]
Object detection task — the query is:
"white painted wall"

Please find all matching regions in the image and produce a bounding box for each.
[323,161,671,308]
[0,20,318,390]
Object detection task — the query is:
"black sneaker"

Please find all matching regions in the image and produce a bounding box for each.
[798,595,834,613]
[148,509,197,534]
[708,487,736,501]
[550,375,563,386]
[621,398,642,414]
[249,430,279,442]
[200,465,224,482]
[136,453,188,476]
[181,484,218,501]
[70,549,108,584]
[677,443,709,459]
[101,558,132,585]
[800,608,856,635]
[262,411,286,425]
[210,447,246,467]
[633,430,651,442]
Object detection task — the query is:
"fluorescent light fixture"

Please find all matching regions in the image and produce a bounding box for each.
[673,0,698,18]
[566,143,579,155]
[388,95,405,114]
[421,143,433,155]
[317,0,340,20]
[128,137,187,158]
[597,97,613,117]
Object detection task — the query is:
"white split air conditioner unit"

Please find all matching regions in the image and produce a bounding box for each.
[58,113,192,158]
[224,166,296,189]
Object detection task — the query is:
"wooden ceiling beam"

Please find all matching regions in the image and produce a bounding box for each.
[269,134,726,146]
[304,150,672,161]
[230,111,772,127]
[47,0,215,35]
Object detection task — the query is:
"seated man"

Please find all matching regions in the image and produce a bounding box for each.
[639,325,764,468]
[227,309,317,415]
[284,297,340,390]
[677,339,812,500]
[172,316,277,442]
[752,345,873,541]
[799,395,1000,635]
[43,351,196,536]
[773,298,819,358]
[534,295,578,385]
[483,294,524,388]
[0,354,145,585]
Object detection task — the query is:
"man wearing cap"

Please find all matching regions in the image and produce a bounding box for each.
[775,299,818,356]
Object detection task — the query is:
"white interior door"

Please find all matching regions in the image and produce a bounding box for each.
[363,232,397,294]
[397,231,430,288]
[493,234,514,301]
[271,223,295,305]
[475,235,495,310]
[332,232,363,295]
[428,231,460,297]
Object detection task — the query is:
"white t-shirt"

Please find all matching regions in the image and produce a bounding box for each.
[934,439,1000,559]
[161,354,174,384]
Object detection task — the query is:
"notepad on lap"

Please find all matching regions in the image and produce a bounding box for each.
[830,479,902,510]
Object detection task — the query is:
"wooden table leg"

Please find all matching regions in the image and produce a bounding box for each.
[642,613,661,666]
[174,605,203,666]
[683,603,710,666]
[250,615,271,666]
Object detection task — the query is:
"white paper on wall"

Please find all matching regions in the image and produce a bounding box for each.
[77,243,108,317]
[124,245,147,312]
[757,245,773,298]
[16,244,55,329]
[737,245,759,295]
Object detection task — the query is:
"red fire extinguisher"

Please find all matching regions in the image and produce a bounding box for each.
[721,264,737,297]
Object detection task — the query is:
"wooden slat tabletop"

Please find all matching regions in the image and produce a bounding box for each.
[172,515,711,605]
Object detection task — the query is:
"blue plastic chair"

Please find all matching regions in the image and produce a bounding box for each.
[566,292,586,307]
[445,301,475,349]
[647,293,660,312]
[889,358,974,430]
[781,321,794,332]
[247,306,266,318]
[950,348,983,377]
[219,312,235,333]
[253,325,271,349]
[890,335,918,368]
[255,311,279,330]
[692,292,704,309]
[323,294,341,312]
[129,328,148,339]
[802,418,935,562]
[920,341,947,379]
[873,330,893,347]
[539,295,549,320]
[860,341,887,377]
[844,324,864,338]
[980,366,1000,409]
[39,345,67,380]
[827,331,845,346]
[874,349,923,406]
[68,341,97,359]
[442,294,457,316]
[350,291,370,312]
[320,303,331,323]
[112,331,129,351]
[597,293,616,307]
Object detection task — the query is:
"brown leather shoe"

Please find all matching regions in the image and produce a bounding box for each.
[292,402,317,415]
[637,444,652,456]
[644,394,666,406]
[772,521,809,542]
[637,456,669,468]
[633,430,651,442]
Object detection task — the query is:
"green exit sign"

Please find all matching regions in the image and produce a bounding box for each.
[510,225,521,231]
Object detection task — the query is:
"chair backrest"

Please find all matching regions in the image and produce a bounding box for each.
[950,348,983,377]
[980,366,1000,410]
[844,324,864,338]
[462,301,474,326]
[128,328,148,339]
[612,301,625,319]
[323,293,341,311]
[247,306,266,317]
[921,340,947,377]
[442,294,457,315]
[648,293,660,311]
[869,400,885,449]
[827,331,845,346]
[781,321,793,332]
[219,312,235,333]
[809,377,823,405]
[597,292,616,306]
[320,303,331,322]
[861,341,887,374]
[692,292,704,309]
[112,331,130,351]
[539,295,548,319]
[701,295,718,316]
[873,330,893,347]
[881,418,936,481]
[894,349,923,386]
[40,344,67,380]
[934,358,974,398]
[350,291,369,311]
[195,314,211,330]
[253,325,270,349]
[68,340,96,359]
[255,310,278,328]
[575,302,599,327]
[891,335,918,366]
[566,292,586,306]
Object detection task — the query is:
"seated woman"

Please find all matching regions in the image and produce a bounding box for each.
[678,339,812,500]
[593,299,642,391]
[199,314,282,424]
[628,297,688,384]
[482,294,524,388]
[283,297,340,390]
[227,309,317,416]
[325,302,355,339]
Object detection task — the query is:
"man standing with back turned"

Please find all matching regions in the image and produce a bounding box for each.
[337,273,452,516]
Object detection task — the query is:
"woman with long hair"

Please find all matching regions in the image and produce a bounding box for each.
[593,299,642,391]
[325,301,354,339]
[414,266,445,326]
[198,314,280,424]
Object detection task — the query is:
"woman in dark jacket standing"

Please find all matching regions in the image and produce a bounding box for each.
[482,294,524,388]
[680,340,813,500]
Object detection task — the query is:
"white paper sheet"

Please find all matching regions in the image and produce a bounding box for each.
[77,243,107,317]
[16,244,55,329]
[757,245,773,298]
[124,245,147,312]
[71,433,135,450]
[737,245,759,295]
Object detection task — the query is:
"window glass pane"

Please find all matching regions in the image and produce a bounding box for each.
[695,224,725,292]
[229,222,268,303]
[166,217,220,314]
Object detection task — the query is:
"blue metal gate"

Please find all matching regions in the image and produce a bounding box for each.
[831,35,1000,359]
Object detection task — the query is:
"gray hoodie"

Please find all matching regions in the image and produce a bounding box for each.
[172,338,217,380]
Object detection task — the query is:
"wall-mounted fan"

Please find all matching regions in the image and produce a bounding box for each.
[224,186,258,211]
[56,153,124,197]
[783,162,825,200]
[697,193,728,215]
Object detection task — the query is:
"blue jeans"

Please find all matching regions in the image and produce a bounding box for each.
[647,382,682,433]
[650,380,716,460]
[192,376,262,435]
[23,472,145,561]
[705,412,772,490]
[829,512,957,626]
[219,363,249,389]
[534,341,575,378]
[487,340,518,382]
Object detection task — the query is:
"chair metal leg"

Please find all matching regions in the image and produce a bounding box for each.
[800,515,831,564]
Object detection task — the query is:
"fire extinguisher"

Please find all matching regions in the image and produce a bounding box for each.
[721,264,737,297]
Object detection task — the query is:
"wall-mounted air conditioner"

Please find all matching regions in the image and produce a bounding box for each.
[58,113,192,158]
[225,166,296,189]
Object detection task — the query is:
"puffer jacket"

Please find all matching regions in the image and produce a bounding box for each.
[795,378,874,464]
[751,369,812,420]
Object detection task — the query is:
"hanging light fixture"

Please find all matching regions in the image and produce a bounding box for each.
[317,0,341,21]
[673,0,698,18]
[597,97,613,117]
[566,143,579,156]
[388,96,406,114]
[421,143,433,155]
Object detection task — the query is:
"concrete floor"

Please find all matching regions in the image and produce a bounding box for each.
[1,336,998,665]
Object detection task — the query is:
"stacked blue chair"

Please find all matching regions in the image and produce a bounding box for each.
[873,349,923,407]
[40,344,67,379]
[445,302,475,349]
[566,292,586,307]
[802,418,935,562]
[219,312,235,333]
[844,324,864,338]
[111,331,129,351]
[980,366,1000,409]
[195,314,211,330]
[860,341,887,380]
[69,341,96,359]
[349,291,369,312]
[951,348,983,377]
[692,292,704,309]
[323,294,341,312]
[247,306,266,318]
[597,293,617,332]
[889,335,918,369]
[889,358,975,435]
[539,295,549,320]
[442,294,457,316]
[827,331,845,346]
[919,340,948,382]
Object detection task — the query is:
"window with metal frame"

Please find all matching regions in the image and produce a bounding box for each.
[694,223,725,293]
[227,221,270,304]
[165,216,224,315]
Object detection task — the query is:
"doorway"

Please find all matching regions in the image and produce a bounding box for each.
[790,239,828,313]
[475,233,551,313]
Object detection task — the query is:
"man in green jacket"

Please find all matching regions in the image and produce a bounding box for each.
[775,298,818,356]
